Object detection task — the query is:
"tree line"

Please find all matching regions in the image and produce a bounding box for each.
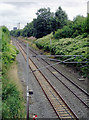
[10,6,68,38]
[53,15,88,39]
[10,6,89,39]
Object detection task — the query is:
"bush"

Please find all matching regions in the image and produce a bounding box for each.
[1,26,25,118]
[2,77,25,118]
[54,15,87,39]
[54,26,73,39]
[35,33,89,77]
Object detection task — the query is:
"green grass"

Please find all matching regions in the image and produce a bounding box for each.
[2,76,25,118]
[0,80,2,107]
[0,97,2,117]
[1,26,26,119]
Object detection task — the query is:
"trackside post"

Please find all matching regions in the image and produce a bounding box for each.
[26,43,29,120]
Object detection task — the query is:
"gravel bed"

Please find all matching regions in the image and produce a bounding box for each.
[50,60,88,92]
[15,40,89,118]
[31,47,88,93]
[20,42,89,119]
[13,39,58,118]
[29,54,88,118]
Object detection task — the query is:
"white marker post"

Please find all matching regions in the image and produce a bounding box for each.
[26,43,29,120]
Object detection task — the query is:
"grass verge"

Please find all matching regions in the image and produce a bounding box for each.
[2,60,26,119]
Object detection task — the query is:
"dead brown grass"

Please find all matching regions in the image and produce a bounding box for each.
[7,61,23,93]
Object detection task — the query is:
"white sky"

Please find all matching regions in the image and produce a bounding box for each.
[0,0,88,30]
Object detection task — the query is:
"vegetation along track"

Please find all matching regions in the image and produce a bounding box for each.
[18,40,89,110]
[17,41,78,119]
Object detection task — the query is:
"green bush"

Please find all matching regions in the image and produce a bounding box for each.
[35,33,89,77]
[54,15,87,39]
[54,26,73,39]
[2,77,25,118]
[1,26,25,118]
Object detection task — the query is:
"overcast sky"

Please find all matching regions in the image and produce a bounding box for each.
[0,0,88,30]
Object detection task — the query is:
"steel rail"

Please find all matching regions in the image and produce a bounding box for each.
[17,41,78,119]
[18,40,89,109]
[31,49,89,108]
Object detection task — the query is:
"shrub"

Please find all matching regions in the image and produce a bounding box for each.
[35,33,89,77]
[2,77,25,118]
[53,15,87,39]
[1,26,25,118]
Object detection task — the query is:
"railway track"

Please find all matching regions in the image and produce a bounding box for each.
[18,40,89,110]
[17,41,78,119]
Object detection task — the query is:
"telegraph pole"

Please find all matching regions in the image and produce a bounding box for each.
[26,43,29,120]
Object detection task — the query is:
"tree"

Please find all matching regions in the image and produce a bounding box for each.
[34,8,53,38]
[87,13,89,33]
[22,22,35,37]
[10,29,22,37]
[72,15,87,37]
[55,6,68,29]
[10,6,68,38]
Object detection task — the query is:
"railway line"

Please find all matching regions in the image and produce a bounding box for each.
[16,39,89,118]
[18,40,89,108]
[17,41,78,119]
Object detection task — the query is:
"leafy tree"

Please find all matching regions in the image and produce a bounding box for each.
[10,6,68,38]
[54,15,87,39]
[21,22,35,37]
[87,13,89,33]
[34,8,53,38]
[71,15,87,37]
[10,29,22,37]
[49,13,57,34]
[36,7,52,19]
[55,6,68,29]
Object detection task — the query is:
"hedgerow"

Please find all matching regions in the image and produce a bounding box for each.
[0,26,25,118]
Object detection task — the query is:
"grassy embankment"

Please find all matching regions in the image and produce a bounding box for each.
[34,33,88,78]
[18,33,88,78]
[1,26,26,119]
